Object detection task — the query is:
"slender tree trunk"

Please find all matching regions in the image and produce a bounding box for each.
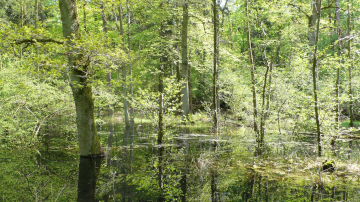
[188,51,193,113]
[328,0,332,25]
[116,4,130,139]
[100,3,114,150]
[347,0,354,127]
[311,0,322,157]
[245,0,259,136]
[275,28,281,65]
[181,0,190,121]
[158,146,165,202]
[334,0,341,132]
[158,19,165,146]
[35,0,38,28]
[212,0,220,133]
[259,49,273,153]
[83,1,87,32]
[59,0,103,157]
[21,0,24,27]
[157,21,166,202]
[126,0,135,177]
[100,3,108,33]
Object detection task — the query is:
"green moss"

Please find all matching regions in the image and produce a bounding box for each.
[322,160,335,172]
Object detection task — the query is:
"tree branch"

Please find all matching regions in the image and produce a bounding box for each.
[321,6,340,10]
[289,3,310,19]
[15,38,64,45]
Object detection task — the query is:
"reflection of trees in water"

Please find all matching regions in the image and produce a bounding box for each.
[78,157,103,202]
[93,126,360,201]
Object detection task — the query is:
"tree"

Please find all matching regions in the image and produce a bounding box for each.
[347,0,354,128]
[212,0,220,133]
[181,0,190,121]
[310,0,322,157]
[245,0,259,137]
[334,0,341,131]
[59,0,103,157]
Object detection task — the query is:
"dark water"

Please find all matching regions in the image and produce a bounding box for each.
[2,124,360,201]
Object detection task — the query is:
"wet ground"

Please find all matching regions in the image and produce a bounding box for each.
[1,122,360,201]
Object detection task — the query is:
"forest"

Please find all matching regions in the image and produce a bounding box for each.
[1,0,360,201]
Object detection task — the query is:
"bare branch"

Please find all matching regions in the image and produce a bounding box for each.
[289,3,311,19]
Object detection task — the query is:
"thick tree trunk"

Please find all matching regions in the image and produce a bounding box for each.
[347,0,354,127]
[181,0,190,120]
[59,0,103,157]
[77,157,103,202]
[212,0,220,133]
[311,0,322,157]
[245,0,259,136]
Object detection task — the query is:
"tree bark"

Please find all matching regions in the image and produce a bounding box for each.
[259,49,273,153]
[126,0,135,176]
[100,2,114,149]
[311,0,323,157]
[77,157,103,202]
[334,0,341,132]
[83,1,87,32]
[309,0,320,46]
[328,0,332,25]
[212,0,220,133]
[35,0,38,28]
[347,0,354,127]
[245,0,259,136]
[116,5,131,133]
[181,0,190,121]
[59,0,103,157]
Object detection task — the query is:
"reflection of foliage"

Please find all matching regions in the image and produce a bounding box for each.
[0,148,78,201]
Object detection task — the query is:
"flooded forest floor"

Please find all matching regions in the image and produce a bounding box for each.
[2,112,360,201]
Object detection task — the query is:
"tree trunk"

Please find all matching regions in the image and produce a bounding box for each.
[347,0,354,127]
[77,157,103,202]
[181,0,190,121]
[126,0,135,177]
[245,0,259,136]
[116,4,130,137]
[100,1,114,150]
[188,53,192,113]
[328,0,332,25]
[83,1,87,32]
[59,0,103,157]
[311,0,322,157]
[259,49,273,154]
[35,0,38,28]
[275,28,281,65]
[212,0,220,133]
[309,0,320,46]
[334,0,341,132]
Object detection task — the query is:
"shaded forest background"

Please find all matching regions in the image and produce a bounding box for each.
[0,0,360,154]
